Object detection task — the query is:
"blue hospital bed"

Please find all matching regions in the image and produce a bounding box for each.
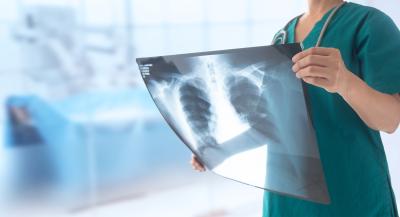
[4,88,190,206]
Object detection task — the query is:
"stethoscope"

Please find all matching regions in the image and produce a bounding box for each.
[272,1,347,47]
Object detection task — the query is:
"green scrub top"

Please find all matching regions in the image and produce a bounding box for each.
[264,2,400,217]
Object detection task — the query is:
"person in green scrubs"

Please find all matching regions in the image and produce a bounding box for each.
[191,1,400,216]
[263,1,400,216]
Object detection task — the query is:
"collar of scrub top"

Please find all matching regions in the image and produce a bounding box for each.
[272,1,347,48]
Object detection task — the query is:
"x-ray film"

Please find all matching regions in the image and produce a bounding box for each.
[136,44,330,204]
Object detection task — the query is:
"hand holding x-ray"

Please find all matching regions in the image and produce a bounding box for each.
[136,44,331,204]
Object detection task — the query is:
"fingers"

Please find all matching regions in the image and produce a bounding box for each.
[292,47,337,62]
[292,55,332,72]
[291,47,345,93]
[295,65,331,79]
[295,66,336,91]
[302,76,330,89]
[292,47,340,80]
[190,155,205,172]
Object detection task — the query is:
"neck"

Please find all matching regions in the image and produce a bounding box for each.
[306,0,344,17]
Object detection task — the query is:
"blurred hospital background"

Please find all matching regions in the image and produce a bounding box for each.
[0,0,399,216]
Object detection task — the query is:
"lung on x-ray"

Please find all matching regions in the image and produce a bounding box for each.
[136,44,330,204]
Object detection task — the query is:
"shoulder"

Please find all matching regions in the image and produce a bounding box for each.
[345,2,384,16]
[344,3,397,28]
[272,16,298,44]
[340,2,400,45]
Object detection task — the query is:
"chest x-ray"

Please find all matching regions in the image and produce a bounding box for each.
[136,44,330,204]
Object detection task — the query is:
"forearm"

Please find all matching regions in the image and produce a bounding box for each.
[339,72,400,133]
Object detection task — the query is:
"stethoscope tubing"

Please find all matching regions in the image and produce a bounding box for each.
[272,1,347,47]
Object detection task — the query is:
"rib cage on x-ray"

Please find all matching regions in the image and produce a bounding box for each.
[225,70,276,141]
[136,44,331,204]
[178,78,218,155]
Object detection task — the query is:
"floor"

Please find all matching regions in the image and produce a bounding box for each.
[2,175,264,217]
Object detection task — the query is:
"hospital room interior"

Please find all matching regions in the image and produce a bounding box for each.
[0,0,399,216]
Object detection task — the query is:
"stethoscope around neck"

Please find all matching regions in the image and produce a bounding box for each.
[272,1,346,48]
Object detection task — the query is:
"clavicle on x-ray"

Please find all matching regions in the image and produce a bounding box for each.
[136,44,330,204]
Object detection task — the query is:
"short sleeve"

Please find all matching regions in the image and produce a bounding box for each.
[356,9,400,94]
